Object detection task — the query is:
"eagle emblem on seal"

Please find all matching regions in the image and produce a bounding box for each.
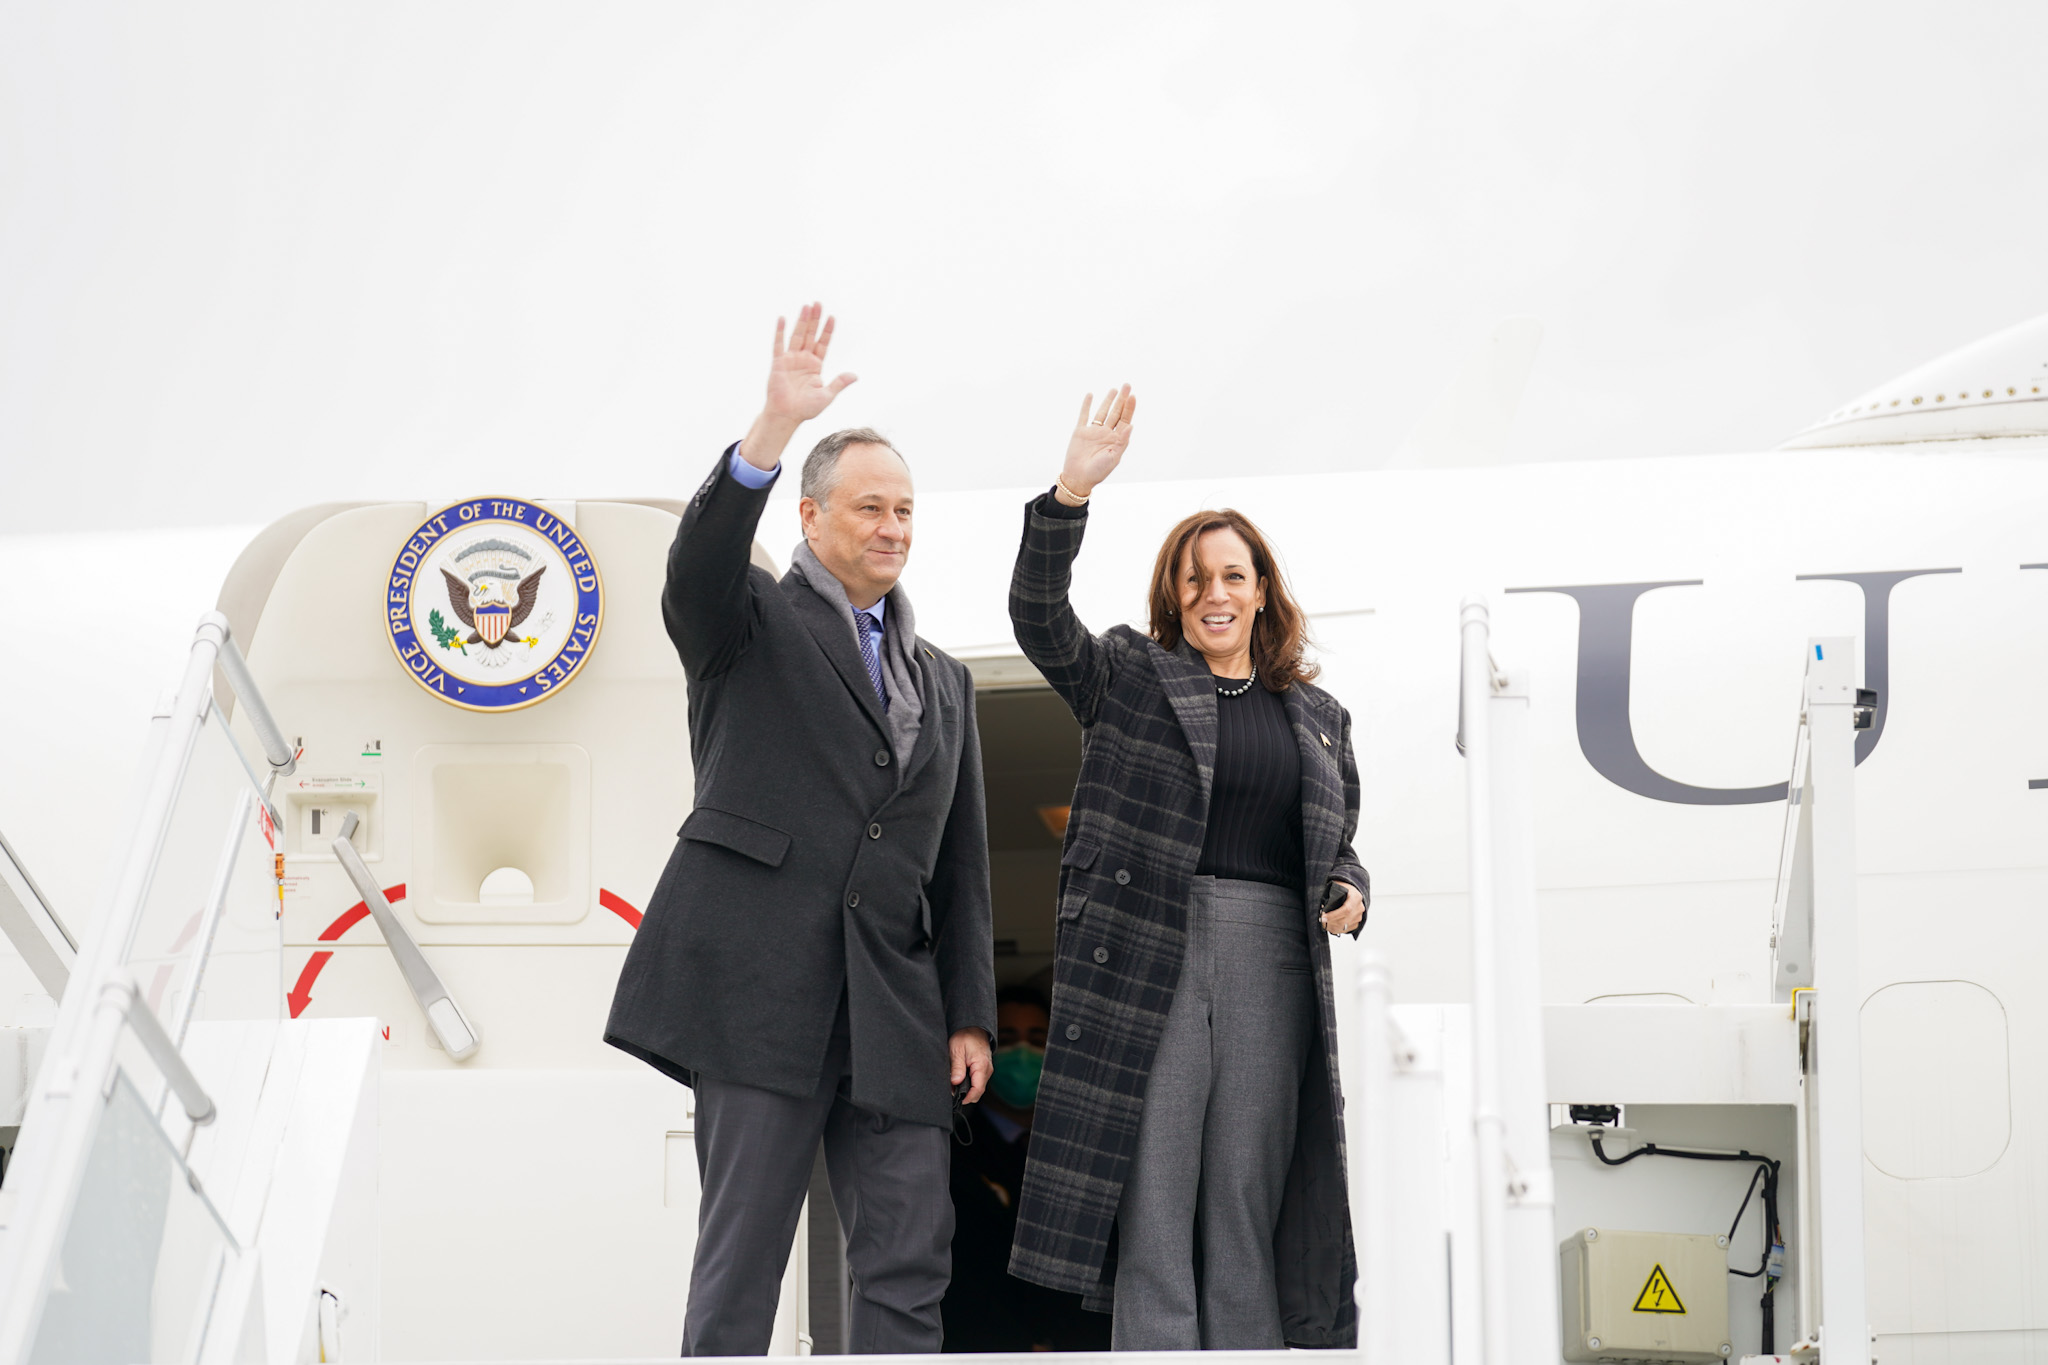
[439,538,546,648]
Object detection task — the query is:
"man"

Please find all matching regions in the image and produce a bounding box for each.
[605,303,995,1355]
[942,986,1112,1353]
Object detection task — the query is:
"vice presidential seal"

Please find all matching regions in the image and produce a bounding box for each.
[385,497,604,712]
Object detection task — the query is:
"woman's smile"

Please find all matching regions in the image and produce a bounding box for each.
[1178,527,1267,674]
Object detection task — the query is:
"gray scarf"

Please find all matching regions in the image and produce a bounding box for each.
[790,540,925,761]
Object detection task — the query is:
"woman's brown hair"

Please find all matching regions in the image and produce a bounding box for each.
[1147,508,1318,691]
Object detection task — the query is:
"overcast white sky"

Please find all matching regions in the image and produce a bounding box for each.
[4,1,2048,532]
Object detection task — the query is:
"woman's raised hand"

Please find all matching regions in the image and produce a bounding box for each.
[1056,385,1137,504]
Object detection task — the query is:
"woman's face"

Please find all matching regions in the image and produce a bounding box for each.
[1177,527,1267,670]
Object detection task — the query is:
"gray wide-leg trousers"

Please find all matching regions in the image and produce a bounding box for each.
[1112,875,1316,1351]
[682,1011,954,1356]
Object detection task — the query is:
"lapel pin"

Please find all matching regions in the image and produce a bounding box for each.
[923,647,934,659]
[1319,732,1331,747]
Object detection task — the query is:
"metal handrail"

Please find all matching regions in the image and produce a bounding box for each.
[0,830,75,952]
[211,614,296,779]
[105,973,215,1127]
[0,830,75,999]
[207,701,285,838]
[332,812,480,1061]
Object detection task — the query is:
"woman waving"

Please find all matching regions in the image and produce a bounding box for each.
[1006,386,1368,1350]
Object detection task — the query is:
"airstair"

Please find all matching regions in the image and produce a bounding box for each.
[0,615,382,1363]
[0,606,1874,1362]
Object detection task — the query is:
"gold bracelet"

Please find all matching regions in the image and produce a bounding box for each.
[1055,475,1091,505]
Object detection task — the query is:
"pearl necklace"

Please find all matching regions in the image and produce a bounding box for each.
[1216,665,1258,698]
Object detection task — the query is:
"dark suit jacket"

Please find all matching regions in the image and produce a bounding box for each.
[1004,492,1366,1346]
[604,449,996,1129]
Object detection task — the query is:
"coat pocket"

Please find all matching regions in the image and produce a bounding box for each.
[679,806,793,868]
[1057,838,1099,921]
[1057,886,1089,922]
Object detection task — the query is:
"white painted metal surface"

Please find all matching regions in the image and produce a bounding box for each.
[1797,639,1871,1364]
[1457,600,1562,1364]
[1460,599,1515,1365]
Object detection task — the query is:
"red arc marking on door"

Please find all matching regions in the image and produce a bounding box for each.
[288,884,634,1018]
[600,889,642,929]
[287,885,407,1018]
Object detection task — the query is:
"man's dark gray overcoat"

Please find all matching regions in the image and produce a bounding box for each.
[1006,494,1368,1347]
[604,450,996,1130]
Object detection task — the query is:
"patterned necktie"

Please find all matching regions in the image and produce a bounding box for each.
[854,610,890,713]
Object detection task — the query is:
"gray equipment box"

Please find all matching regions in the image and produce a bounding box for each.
[1560,1226,1732,1363]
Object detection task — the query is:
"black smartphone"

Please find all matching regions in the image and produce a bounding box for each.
[951,1080,974,1144]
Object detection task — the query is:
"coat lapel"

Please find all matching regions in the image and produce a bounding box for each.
[1284,684,1344,891]
[784,577,890,739]
[1153,638,1218,809]
[899,640,948,785]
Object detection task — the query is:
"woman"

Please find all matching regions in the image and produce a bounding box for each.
[1006,386,1369,1350]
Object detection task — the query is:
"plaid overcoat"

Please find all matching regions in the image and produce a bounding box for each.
[1005,493,1368,1347]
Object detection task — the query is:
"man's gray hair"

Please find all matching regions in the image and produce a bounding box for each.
[800,427,906,505]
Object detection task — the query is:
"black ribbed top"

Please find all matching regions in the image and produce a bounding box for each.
[1195,679,1304,890]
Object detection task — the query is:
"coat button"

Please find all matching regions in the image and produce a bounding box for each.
[875,749,891,766]
[1065,1023,1081,1041]
[1114,869,1131,885]
[846,892,860,908]
[1093,946,1109,964]
[869,823,882,839]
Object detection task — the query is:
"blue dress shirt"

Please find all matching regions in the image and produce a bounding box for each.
[727,446,780,489]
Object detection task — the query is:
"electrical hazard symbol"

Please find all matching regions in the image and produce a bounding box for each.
[1632,1264,1686,1314]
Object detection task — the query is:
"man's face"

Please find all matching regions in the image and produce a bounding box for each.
[798,442,914,610]
[996,1001,1050,1050]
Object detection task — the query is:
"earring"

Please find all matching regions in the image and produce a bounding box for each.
[1257,606,1264,613]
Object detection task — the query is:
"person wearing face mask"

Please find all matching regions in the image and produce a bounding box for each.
[1004,387,1369,1350]
[941,987,1111,1352]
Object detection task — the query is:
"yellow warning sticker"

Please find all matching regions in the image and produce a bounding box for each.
[1632,1263,1686,1314]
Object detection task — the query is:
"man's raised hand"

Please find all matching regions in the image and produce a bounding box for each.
[1055,384,1137,504]
[739,302,858,472]
[767,302,858,424]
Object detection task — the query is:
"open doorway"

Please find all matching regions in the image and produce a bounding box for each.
[934,662,1105,1352]
[970,670,1084,995]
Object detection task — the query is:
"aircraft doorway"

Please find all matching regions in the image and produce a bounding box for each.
[806,660,1090,1353]
[971,667,1085,996]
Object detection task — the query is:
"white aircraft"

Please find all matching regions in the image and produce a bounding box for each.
[3,311,2046,1364]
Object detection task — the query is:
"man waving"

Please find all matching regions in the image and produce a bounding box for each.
[606,304,995,1354]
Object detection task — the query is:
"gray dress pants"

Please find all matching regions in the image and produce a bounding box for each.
[682,1007,954,1355]
[1111,875,1316,1351]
